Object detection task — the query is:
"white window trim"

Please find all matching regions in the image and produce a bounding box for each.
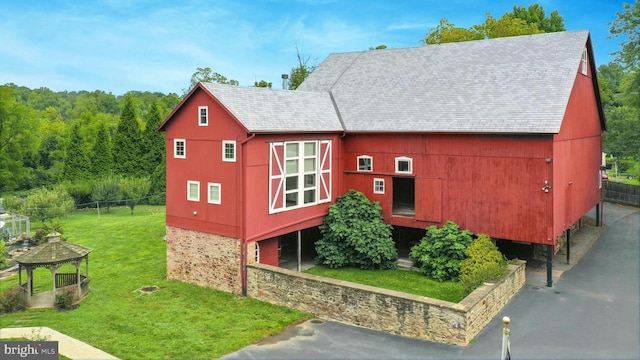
[208,182,221,204]
[174,139,186,159]
[222,140,236,162]
[357,155,373,172]
[581,49,588,75]
[198,106,208,126]
[187,180,200,202]
[373,178,385,194]
[395,156,413,174]
[255,242,260,262]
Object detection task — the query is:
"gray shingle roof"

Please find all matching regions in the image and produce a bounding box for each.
[201,83,343,133]
[196,31,591,134]
[299,30,591,134]
[14,240,92,265]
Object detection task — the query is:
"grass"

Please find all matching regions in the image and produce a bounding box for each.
[1,206,310,359]
[303,266,467,303]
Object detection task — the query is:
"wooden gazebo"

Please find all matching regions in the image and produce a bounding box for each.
[13,232,92,308]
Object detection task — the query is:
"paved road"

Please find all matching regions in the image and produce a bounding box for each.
[223,203,639,359]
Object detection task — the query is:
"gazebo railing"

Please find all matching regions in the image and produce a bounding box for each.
[55,274,91,299]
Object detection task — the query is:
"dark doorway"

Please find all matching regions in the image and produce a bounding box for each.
[393,226,425,258]
[278,227,320,271]
[393,177,415,216]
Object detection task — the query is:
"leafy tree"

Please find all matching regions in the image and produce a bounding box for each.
[508,4,565,33]
[316,190,397,270]
[0,86,41,191]
[91,174,121,212]
[459,234,507,292]
[92,121,112,178]
[112,96,143,177]
[369,45,387,50]
[62,123,91,181]
[120,176,151,214]
[421,4,564,45]
[610,0,640,70]
[254,80,272,88]
[183,67,238,96]
[24,186,75,224]
[289,47,316,90]
[603,106,640,158]
[409,221,473,281]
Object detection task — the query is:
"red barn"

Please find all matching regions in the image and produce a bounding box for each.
[158,30,605,293]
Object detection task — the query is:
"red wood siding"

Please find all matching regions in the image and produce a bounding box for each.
[257,238,279,267]
[243,134,342,242]
[552,70,603,237]
[164,88,246,238]
[342,134,555,244]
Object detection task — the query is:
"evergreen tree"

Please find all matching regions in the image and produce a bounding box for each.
[92,121,112,178]
[62,123,91,181]
[141,101,165,175]
[112,95,143,177]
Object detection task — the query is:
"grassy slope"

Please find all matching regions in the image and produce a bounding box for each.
[1,206,309,359]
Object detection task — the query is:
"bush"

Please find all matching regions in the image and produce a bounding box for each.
[459,234,508,292]
[1,286,23,313]
[61,179,93,208]
[55,285,76,310]
[409,221,473,281]
[25,186,75,224]
[316,190,397,270]
[33,223,65,244]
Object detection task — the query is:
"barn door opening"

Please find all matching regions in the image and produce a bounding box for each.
[392,177,415,217]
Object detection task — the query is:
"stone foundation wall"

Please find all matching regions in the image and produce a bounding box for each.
[166,226,242,294]
[246,260,526,346]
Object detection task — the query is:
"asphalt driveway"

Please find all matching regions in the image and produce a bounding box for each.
[222,202,639,359]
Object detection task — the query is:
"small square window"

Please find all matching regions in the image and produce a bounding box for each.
[374,178,385,194]
[174,139,186,159]
[198,106,208,126]
[187,181,200,202]
[395,157,413,174]
[208,183,221,204]
[358,155,373,171]
[223,141,236,162]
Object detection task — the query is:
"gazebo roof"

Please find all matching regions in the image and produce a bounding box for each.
[14,240,92,265]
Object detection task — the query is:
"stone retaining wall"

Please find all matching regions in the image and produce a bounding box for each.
[247,260,526,346]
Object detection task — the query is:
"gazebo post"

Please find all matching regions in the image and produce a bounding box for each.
[26,267,33,307]
[75,260,81,298]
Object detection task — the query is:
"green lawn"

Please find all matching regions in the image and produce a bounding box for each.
[303,266,467,303]
[1,206,310,359]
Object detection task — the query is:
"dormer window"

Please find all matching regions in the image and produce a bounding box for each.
[198,106,208,126]
[357,155,373,171]
[581,49,588,76]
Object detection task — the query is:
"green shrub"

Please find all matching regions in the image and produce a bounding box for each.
[316,190,397,270]
[33,223,65,244]
[55,285,76,310]
[459,234,508,292]
[1,286,23,313]
[409,221,473,281]
[25,186,75,224]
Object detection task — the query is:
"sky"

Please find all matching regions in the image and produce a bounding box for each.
[0,0,628,95]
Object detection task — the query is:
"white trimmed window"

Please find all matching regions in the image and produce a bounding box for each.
[374,178,385,194]
[174,139,186,159]
[208,182,221,204]
[198,106,208,126]
[581,49,588,75]
[395,156,413,174]
[187,181,200,202]
[269,140,332,213]
[222,141,236,162]
[357,155,373,171]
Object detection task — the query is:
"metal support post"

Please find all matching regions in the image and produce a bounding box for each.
[546,244,553,287]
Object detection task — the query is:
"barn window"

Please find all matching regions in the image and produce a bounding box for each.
[269,140,331,213]
[581,49,588,75]
[187,180,200,202]
[198,106,208,126]
[208,183,221,204]
[395,156,413,174]
[357,155,373,171]
[374,178,385,194]
[222,141,236,162]
[174,139,186,159]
